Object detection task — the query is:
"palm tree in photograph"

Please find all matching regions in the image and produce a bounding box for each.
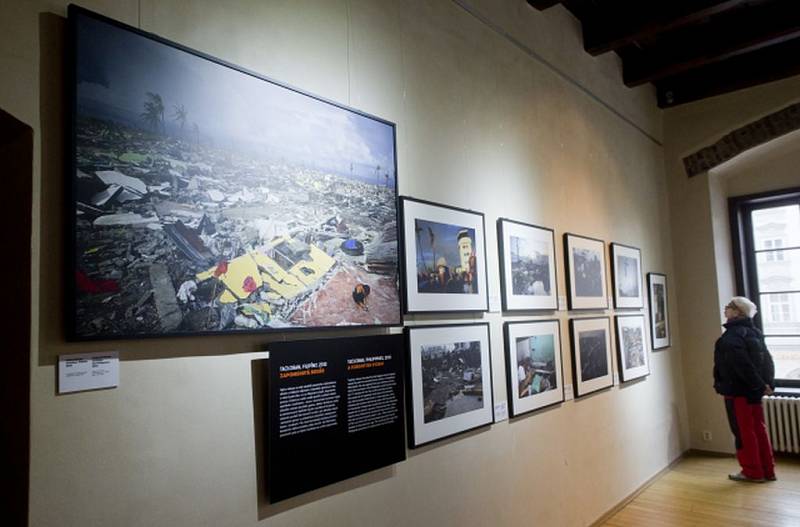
[173,104,187,136]
[141,92,165,135]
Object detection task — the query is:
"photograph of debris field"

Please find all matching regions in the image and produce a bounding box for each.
[69,10,401,339]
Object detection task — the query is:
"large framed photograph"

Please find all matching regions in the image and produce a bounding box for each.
[400,198,488,313]
[504,320,564,417]
[405,323,494,448]
[647,273,671,350]
[610,243,644,309]
[498,219,557,311]
[68,7,401,339]
[569,317,613,397]
[564,234,608,310]
[614,315,650,382]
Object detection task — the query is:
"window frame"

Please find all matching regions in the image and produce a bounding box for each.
[729,186,800,388]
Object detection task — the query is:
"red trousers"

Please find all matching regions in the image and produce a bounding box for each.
[724,396,775,479]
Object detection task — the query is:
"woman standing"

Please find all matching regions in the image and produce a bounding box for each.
[713,296,776,482]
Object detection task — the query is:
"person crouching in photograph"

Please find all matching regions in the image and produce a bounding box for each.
[713,296,776,483]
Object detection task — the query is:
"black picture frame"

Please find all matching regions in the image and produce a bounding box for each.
[610,243,644,309]
[563,233,608,310]
[405,323,494,448]
[497,218,558,312]
[67,6,402,340]
[400,197,489,314]
[504,320,565,418]
[614,314,650,382]
[647,273,671,350]
[569,317,614,397]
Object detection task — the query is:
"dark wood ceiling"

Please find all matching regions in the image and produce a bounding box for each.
[528,0,800,108]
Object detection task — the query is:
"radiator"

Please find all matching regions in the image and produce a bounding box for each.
[763,396,800,454]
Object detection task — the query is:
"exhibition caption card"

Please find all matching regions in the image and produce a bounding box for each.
[58,351,119,394]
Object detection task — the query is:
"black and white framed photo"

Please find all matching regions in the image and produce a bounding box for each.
[504,320,564,417]
[569,317,613,397]
[610,243,644,309]
[400,197,488,313]
[498,219,557,311]
[564,234,608,310]
[67,7,402,339]
[405,323,494,448]
[614,315,650,382]
[647,273,671,350]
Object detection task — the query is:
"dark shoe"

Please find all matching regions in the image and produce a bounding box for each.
[729,472,765,483]
[765,474,777,481]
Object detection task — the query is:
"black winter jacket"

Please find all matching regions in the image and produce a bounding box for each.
[713,317,775,403]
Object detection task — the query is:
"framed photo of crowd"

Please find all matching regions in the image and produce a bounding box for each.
[400,197,488,313]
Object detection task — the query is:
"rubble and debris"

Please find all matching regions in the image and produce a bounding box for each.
[96,170,148,196]
[90,184,123,207]
[163,220,214,266]
[93,213,160,227]
[72,116,400,336]
[177,280,197,303]
[148,263,182,331]
[180,306,219,332]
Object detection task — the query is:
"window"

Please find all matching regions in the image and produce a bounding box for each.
[730,187,800,387]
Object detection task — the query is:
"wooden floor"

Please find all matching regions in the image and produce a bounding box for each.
[601,454,800,527]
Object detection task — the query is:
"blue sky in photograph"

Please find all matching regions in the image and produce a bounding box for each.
[414,219,475,271]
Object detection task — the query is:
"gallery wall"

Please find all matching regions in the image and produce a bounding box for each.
[1,1,689,526]
[664,75,800,454]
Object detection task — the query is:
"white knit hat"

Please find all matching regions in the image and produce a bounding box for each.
[729,296,758,318]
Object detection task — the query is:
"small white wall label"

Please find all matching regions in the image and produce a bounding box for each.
[493,401,508,422]
[58,352,119,394]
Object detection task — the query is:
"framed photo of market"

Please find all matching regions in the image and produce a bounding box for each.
[66,6,401,339]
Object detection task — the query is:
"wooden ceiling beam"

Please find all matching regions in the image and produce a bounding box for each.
[624,1,800,87]
[656,37,800,107]
[582,0,746,56]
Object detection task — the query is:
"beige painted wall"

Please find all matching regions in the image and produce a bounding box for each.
[2,1,689,526]
[665,76,800,453]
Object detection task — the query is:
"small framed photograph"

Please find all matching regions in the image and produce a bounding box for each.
[615,315,650,382]
[610,243,644,309]
[569,317,613,397]
[647,273,671,350]
[405,323,494,448]
[564,233,608,310]
[498,219,558,311]
[400,197,488,313]
[504,320,564,417]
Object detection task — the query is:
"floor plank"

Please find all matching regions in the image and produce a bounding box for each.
[601,455,800,527]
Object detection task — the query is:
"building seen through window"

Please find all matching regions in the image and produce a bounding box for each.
[750,203,800,381]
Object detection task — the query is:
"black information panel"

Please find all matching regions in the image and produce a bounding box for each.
[267,334,406,502]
